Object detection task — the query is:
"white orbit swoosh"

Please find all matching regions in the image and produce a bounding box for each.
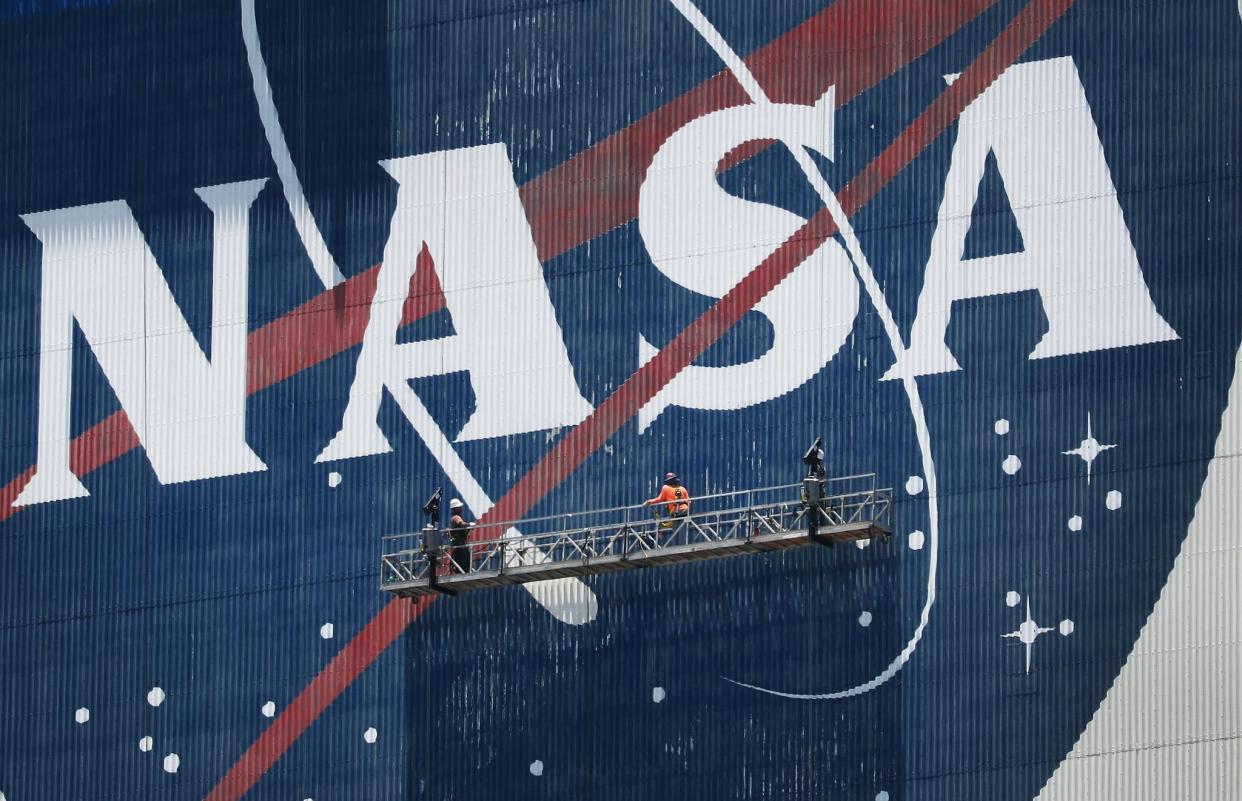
[668,0,940,699]
[240,0,344,290]
[240,1,596,624]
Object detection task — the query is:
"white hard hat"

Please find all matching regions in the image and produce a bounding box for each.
[449,498,463,509]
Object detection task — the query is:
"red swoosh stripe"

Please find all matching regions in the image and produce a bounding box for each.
[202,1,1078,798]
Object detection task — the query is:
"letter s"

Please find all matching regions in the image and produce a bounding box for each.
[635,88,857,432]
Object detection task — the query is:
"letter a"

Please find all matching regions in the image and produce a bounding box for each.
[317,144,592,462]
[884,57,1177,380]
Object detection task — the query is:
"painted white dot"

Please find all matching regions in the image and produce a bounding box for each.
[138,735,153,753]
[1005,591,1021,608]
[363,727,378,744]
[1068,515,1083,532]
[994,419,1010,436]
[261,701,276,718]
[1002,454,1022,475]
[651,686,666,704]
[905,475,924,495]
[858,610,873,627]
[529,760,544,777]
[163,753,180,774]
[1106,491,1123,511]
[1060,619,1075,636]
[327,471,342,488]
[907,530,925,550]
[319,622,334,640]
[876,793,891,801]
[146,687,165,707]
[854,537,871,549]
[74,707,90,724]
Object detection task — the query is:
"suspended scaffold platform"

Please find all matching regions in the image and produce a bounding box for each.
[380,473,893,598]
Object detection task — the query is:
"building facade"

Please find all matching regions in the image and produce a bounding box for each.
[0,1,1239,799]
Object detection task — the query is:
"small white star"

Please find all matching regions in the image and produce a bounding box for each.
[1002,598,1055,674]
[1062,411,1116,485]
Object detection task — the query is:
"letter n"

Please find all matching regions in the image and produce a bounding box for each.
[15,179,268,506]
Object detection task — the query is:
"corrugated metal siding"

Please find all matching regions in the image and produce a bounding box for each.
[0,0,1239,800]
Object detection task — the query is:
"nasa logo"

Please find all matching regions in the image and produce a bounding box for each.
[10,28,1175,508]
[0,1,1236,800]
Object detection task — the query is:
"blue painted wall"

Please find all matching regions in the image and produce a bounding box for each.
[0,1,1239,799]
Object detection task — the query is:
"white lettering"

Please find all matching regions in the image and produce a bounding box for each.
[16,179,269,506]
[317,144,593,462]
[883,57,1178,380]
[635,88,858,432]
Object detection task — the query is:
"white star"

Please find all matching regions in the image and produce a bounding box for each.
[1061,411,1117,485]
[1002,598,1055,674]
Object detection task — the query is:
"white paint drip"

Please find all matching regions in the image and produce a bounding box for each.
[669,0,942,701]
[239,0,343,289]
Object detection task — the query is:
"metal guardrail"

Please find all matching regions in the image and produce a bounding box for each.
[380,473,892,596]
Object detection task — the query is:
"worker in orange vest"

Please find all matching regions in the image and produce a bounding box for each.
[645,472,691,528]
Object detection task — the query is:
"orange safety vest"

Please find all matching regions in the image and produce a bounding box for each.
[650,483,690,515]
